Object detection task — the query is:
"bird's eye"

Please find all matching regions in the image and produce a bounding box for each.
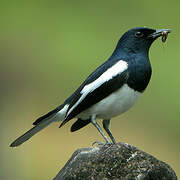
[135,31,144,38]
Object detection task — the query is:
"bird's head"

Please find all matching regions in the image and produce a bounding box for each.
[115,27,171,54]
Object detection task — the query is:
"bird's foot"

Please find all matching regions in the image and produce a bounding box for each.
[92,140,112,146]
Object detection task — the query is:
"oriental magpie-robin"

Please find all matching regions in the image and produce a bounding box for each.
[10,27,170,147]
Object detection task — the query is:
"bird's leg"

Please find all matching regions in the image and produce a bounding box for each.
[90,115,111,144]
[103,119,116,144]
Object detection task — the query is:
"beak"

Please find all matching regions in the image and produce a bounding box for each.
[148,29,171,39]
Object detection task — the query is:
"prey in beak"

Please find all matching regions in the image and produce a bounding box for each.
[148,29,171,43]
[161,30,169,43]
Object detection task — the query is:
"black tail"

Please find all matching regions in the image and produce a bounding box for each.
[10,104,66,147]
[10,118,54,147]
[33,105,63,125]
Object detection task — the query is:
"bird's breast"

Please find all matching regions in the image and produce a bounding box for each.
[127,58,152,92]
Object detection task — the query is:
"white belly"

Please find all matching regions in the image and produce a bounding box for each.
[78,84,141,119]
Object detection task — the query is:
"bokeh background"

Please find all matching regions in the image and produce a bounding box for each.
[1,1,179,179]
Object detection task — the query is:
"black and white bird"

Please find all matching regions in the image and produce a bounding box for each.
[10,27,170,147]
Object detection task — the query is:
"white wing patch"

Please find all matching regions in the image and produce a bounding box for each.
[81,60,128,94]
[66,60,128,117]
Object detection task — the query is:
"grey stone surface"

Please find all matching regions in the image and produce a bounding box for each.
[54,142,177,180]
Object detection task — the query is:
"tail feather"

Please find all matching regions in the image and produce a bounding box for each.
[33,104,64,125]
[10,104,68,147]
[10,118,54,147]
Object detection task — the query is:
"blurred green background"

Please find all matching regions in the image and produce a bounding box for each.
[0,0,179,179]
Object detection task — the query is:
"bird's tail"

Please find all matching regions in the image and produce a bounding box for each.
[10,118,54,147]
[10,104,68,147]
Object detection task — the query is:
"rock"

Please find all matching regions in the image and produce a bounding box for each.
[54,142,177,180]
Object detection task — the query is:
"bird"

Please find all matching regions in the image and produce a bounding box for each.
[10,27,171,147]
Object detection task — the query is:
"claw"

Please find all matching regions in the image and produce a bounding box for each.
[92,140,112,146]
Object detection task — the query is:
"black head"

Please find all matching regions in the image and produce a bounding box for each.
[115,27,171,54]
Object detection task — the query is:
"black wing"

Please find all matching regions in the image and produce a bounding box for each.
[71,118,91,132]
[60,67,129,127]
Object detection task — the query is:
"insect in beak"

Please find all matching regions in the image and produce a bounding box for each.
[161,31,168,43]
